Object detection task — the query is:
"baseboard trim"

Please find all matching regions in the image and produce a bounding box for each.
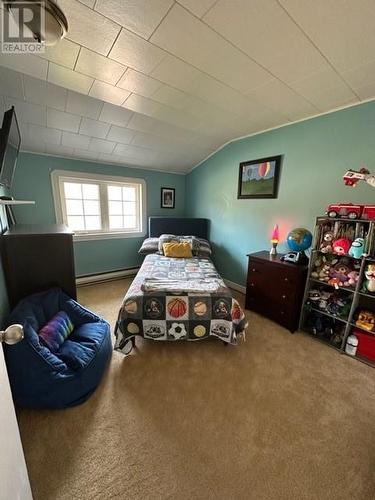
[224,279,246,294]
[76,267,139,286]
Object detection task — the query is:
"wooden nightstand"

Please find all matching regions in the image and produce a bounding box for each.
[245,251,308,332]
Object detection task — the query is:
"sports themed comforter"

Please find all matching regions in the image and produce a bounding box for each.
[114,254,247,353]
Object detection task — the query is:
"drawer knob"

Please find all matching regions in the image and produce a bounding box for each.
[284,277,289,282]
[282,294,286,299]
[252,268,256,272]
[250,283,255,287]
[281,311,285,315]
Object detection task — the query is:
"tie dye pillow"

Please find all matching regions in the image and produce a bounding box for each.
[39,311,74,352]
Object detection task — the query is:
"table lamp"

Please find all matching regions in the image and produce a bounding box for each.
[270,224,279,255]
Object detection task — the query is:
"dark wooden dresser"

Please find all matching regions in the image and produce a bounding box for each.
[1,224,76,308]
[245,251,308,332]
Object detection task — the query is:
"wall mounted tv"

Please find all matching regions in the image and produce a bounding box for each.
[0,106,21,189]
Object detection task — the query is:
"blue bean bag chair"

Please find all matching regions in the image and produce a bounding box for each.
[4,287,112,409]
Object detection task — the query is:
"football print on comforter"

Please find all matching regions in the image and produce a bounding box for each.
[114,254,247,353]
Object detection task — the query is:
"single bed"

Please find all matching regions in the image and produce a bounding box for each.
[114,217,247,354]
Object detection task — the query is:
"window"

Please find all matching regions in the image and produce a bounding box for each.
[52,170,146,240]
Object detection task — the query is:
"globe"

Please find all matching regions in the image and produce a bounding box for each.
[287,227,312,252]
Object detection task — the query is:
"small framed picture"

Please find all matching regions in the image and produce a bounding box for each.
[161,187,175,209]
[238,155,282,199]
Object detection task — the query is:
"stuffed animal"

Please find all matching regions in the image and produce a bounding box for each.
[311,255,338,281]
[332,238,352,255]
[364,264,375,293]
[320,231,334,253]
[344,270,359,288]
[356,310,375,331]
[349,237,365,259]
[329,260,352,287]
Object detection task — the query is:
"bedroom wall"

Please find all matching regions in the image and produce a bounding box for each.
[186,100,375,286]
[11,153,185,276]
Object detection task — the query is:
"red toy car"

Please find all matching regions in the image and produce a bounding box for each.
[326,203,375,220]
[343,170,366,186]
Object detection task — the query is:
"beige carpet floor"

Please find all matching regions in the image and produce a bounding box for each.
[17,279,375,500]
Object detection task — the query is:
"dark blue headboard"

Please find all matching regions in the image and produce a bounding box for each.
[148,217,209,239]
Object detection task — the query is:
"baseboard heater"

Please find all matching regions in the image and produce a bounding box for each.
[76,267,140,286]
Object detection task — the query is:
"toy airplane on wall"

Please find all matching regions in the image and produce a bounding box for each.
[343,168,375,188]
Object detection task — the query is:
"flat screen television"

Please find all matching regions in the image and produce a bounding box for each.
[0,106,21,189]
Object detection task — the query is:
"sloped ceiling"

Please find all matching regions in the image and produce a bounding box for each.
[0,0,374,173]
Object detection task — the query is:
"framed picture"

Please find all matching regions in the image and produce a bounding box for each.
[161,187,175,209]
[237,155,282,199]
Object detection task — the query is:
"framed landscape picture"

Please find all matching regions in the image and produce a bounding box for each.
[161,187,175,208]
[237,155,282,199]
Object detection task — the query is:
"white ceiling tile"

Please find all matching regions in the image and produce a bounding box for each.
[48,63,94,94]
[203,0,326,84]
[109,28,167,74]
[78,0,95,6]
[4,97,46,126]
[117,69,162,97]
[98,102,133,126]
[280,0,375,74]
[150,84,193,110]
[246,79,318,121]
[0,67,24,99]
[106,125,135,144]
[122,93,164,116]
[113,143,154,161]
[95,0,173,39]
[47,108,81,132]
[23,75,67,111]
[58,0,121,55]
[79,117,110,138]
[21,138,46,154]
[62,131,91,149]
[89,137,116,153]
[89,80,130,105]
[75,48,127,85]
[66,91,103,119]
[73,149,100,160]
[341,58,375,94]
[0,54,48,80]
[38,38,80,69]
[131,131,178,152]
[150,4,272,93]
[352,82,375,101]
[289,69,358,112]
[45,144,74,156]
[27,124,62,145]
[178,0,217,18]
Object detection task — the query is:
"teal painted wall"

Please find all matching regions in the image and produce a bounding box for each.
[12,153,186,276]
[186,101,375,286]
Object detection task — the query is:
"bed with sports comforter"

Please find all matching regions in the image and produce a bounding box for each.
[114,253,247,354]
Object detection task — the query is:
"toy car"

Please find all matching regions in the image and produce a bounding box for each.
[343,170,366,186]
[326,203,375,220]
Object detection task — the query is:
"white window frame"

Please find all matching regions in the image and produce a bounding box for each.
[51,169,147,241]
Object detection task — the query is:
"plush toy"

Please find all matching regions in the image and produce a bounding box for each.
[348,237,365,259]
[320,231,334,254]
[329,260,352,287]
[363,264,375,293]
[356,310,375,331]
[344,270,359,288]
[332,238,352,255]
[311,255,338,281]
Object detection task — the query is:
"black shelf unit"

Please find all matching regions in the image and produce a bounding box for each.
[299,216,375,368]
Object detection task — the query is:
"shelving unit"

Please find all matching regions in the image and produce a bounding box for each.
[300,216,375,368]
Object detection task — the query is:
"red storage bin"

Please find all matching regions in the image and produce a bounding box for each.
[353,329,375,362]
